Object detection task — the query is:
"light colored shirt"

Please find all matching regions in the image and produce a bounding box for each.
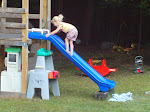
[60,22,75,33]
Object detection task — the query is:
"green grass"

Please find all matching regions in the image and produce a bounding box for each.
[0,51,150,112]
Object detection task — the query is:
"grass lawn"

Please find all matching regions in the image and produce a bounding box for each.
[0,46,150,112]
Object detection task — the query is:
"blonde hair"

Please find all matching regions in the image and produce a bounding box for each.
[51,14,64,23]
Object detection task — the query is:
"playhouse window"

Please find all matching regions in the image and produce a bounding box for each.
[9,54,16,62]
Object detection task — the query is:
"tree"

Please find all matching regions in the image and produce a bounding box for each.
[97,0,150,53]
[97,0,150,16]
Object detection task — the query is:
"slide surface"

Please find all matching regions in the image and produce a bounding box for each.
[28,32,116,92]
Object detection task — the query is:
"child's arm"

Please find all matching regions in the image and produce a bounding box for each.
[46,25,62,37]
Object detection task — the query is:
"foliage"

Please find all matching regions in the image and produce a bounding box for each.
[97,0,150,15]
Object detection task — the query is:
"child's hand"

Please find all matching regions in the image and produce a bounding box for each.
[46,34,50,38]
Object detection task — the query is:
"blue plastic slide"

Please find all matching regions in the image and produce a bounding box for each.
[28,32,116,92]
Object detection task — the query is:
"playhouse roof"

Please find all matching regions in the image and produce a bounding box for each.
[5,47,21,53]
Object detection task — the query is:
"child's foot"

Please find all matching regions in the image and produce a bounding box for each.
[67,50,71,54]
[67,51,73,56]
[70,52,73,56]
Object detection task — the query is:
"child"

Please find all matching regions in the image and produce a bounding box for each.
[46,14,78,56]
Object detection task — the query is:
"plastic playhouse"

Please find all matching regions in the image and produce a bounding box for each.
[1,47,22,92]
[77,59,118,76]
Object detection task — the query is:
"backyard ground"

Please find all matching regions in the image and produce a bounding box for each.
[0,43,150,112]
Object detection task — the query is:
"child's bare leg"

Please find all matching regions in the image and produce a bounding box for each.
[65,38,69,52]
[70,40,74,56]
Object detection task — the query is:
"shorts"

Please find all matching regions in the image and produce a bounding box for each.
[66,28,78,41]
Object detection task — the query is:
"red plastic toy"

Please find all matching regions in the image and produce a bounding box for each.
[77,59,118,76]
[48,71,60,79]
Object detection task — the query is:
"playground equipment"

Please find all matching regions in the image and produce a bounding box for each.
[0,0,115,100]
[1,47,22,92]
[0,0,51,97]
[28,30,116,100]
[77,59,118,76]
[134,56,144,73]
[26,48,60,100]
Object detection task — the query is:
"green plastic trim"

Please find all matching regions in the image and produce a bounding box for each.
[5,47,21,53]
[37,48,53,56]
[42,19,46,29]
